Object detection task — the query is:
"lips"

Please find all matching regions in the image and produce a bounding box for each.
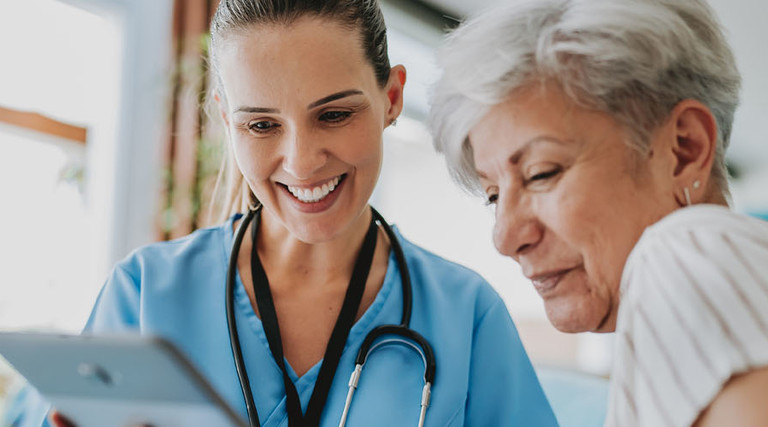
[278,174,347,213]
[528,267,578,296]
[285,175,344,203]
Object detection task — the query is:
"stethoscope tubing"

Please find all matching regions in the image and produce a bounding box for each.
[227,206,435,427]
[338,337,432,427]
[226,208,260,425]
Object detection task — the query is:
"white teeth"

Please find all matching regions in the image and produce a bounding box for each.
[287,176,342,203]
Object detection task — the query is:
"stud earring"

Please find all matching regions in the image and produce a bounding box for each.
[389,118,398,127]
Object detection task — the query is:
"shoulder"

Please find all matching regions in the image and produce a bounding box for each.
[638,203,768,244]
[83,217,238,331]
[621,204,768,320]
[613,205,768,426]
[392,226,503,315]
[116,216,237,277]
[622,204,768,299]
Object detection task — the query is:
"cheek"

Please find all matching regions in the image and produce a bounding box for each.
[540,172,635,295]
[338,126,383,169]
[230,136,273,181]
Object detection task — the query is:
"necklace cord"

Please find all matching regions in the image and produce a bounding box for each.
[250,208,379,426]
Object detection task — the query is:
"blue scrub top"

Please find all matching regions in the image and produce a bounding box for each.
[12,215,557,426]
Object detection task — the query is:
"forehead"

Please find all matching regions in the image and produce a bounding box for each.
[216,17,375,107]
[469,85,627,173]
[469,87,570,155]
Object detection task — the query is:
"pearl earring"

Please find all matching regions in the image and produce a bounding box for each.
[683,180,701,206]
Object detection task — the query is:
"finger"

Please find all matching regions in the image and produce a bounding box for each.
[50,411,77,427]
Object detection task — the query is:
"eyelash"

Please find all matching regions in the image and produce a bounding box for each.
[248,120,279,134]
[319,110,352,123]
[245,110,353,135]
[526,167,561,184]
[483,167,562,205]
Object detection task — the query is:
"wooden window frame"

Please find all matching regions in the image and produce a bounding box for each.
[0,105,87,144]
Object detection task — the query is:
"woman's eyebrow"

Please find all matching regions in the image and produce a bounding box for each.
[231,90,364,115]
[474,135,568,178]
[307,89,364,109]
[508,136,567,164]
[233,106,280,114]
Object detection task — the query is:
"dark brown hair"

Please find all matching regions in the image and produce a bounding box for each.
[210,0,391,87]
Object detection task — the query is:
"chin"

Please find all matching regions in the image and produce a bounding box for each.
[548,316,593,333]
[544,301,608,334]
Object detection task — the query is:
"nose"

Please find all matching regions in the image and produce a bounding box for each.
[492,190,543,260]
[281,128,327,180]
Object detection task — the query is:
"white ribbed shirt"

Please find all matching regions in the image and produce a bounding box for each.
[605,204,768,427]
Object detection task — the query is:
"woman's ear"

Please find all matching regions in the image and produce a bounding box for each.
[668,99,718,204]
[384,65,406,124]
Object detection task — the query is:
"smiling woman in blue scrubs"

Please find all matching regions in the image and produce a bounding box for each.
[16,1,557,426]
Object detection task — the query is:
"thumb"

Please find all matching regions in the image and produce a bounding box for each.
[50,411,77,427]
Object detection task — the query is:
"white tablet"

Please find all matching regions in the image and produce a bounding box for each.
[0,332,248,427]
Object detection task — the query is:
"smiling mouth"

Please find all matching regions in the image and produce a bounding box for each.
[284,174,346,203]
[530,267,578,295]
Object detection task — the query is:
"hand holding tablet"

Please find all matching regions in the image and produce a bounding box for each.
[0,332,248,427]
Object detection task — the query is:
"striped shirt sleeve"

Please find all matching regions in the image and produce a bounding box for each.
[606,205,768,427]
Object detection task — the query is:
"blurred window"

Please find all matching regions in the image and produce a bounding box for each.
[0,119,88,331]
[0,0,120,331]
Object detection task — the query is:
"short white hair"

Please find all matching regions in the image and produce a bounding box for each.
[430,0,741,196]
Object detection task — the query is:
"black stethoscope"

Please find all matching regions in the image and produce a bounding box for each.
[225,205,436,427]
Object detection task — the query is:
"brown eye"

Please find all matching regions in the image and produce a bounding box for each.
[319,110,352,123]
[248,120,279,133]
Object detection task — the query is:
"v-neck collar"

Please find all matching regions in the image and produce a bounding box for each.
[221,214,399,387]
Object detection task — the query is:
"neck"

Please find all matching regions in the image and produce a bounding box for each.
[253,207,375,291]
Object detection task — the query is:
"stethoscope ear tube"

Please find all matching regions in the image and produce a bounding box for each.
[370,207,412,327]
[227,207,262,427]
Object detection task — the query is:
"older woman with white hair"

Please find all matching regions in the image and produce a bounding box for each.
[430,0,768,426]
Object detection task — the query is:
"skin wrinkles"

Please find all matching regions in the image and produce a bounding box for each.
[470,84,672,333]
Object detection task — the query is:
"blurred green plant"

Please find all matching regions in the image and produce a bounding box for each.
[159,31,226,237]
